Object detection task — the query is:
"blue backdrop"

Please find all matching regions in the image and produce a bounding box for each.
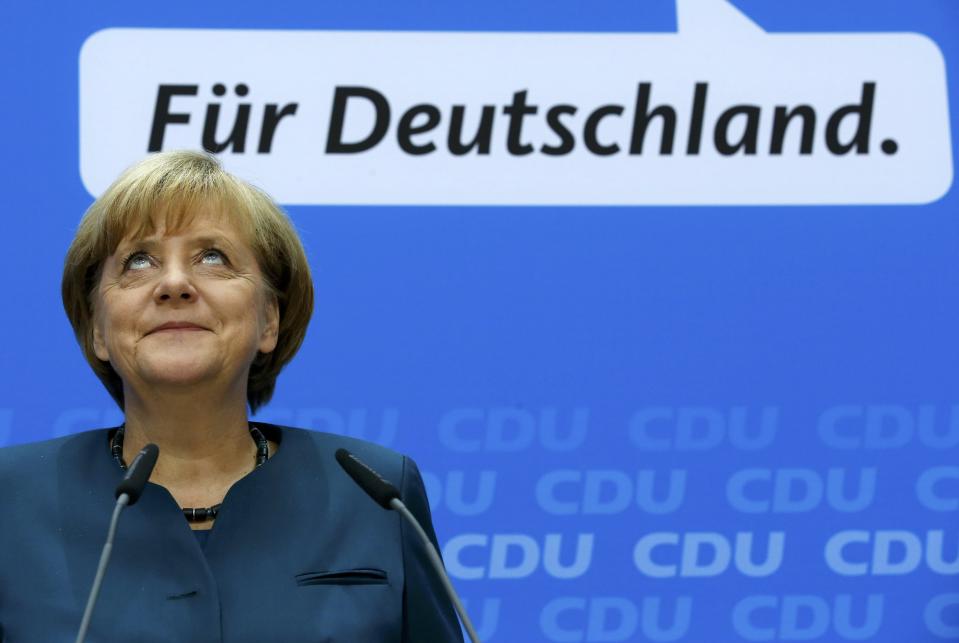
[2,1,958,640]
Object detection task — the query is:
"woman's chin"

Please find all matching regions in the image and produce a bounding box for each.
[134,359,224,389]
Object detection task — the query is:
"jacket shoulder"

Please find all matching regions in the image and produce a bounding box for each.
[260,423,412,490]
[0,430,111,478]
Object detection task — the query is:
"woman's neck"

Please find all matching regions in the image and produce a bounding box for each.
[119,387,256,490]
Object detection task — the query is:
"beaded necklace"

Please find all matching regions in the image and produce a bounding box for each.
[110,424,270,523]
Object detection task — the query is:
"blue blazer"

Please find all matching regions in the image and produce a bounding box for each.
[0,424,463,642]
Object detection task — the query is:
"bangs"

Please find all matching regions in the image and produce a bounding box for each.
[97,156,254,254]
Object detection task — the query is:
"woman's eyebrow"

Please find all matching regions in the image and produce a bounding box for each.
[116,234,240,253]
[192,235,239,251]
[115,237,160,253]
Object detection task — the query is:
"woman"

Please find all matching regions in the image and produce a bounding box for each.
[0,151,462,642]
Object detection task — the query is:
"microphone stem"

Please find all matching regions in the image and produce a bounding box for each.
[75,493,130,643]
[390,498,482,643]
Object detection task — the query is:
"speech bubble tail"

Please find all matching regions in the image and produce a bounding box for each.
[676,0,765,36]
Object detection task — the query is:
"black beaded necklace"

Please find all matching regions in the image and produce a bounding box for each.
[110,424,270,523]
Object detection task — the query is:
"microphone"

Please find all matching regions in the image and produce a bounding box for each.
[335,448,400,509]
[335,448,482,643]
[75,443,159,643]
[116,443,160,505]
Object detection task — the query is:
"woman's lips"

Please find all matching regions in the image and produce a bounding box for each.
[148,322,208,334]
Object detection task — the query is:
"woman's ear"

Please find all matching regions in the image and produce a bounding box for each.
[92,321,110,362]
[258,294,280,354]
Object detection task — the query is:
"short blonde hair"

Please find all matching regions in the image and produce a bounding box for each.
[62,150,313,412]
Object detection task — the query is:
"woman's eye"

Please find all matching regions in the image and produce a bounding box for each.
[200,249,226,265]
[123,252,152,271]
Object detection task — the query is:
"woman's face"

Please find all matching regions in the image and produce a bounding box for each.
[92,208,278,399]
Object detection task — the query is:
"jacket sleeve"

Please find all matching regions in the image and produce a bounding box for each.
[399,455,465,643]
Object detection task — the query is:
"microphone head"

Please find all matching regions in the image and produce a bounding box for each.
[115,443,159,506]
[335,448,400,510]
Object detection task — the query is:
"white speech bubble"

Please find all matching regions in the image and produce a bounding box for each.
[79,0,952,205]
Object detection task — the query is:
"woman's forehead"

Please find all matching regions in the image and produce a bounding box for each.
[115,201,252,247]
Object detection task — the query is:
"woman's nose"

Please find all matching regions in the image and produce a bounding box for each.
[153,263,198,303]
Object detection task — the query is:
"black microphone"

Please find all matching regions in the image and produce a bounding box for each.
[335,448,482,643]
[335,447,400,509]
[75,443,160,643]
[115,443,159,505]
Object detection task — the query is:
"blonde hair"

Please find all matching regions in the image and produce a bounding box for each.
[62,150,313,412]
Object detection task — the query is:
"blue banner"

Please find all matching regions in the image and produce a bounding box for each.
[2,1,957,640]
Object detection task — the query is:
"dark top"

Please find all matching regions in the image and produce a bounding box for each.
[193,528,212,549]
[0,424,463,642]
